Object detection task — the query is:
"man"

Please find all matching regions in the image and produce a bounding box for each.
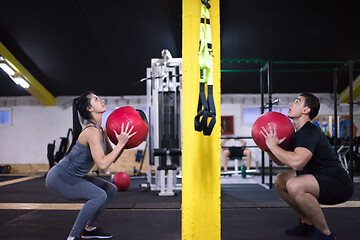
[221,138,252,172]
[261,92,353,240]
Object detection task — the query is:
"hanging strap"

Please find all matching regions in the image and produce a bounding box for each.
[194,82,209,132]
[204,83,216,135]
[201,0,211,9]
[194,3,216,136]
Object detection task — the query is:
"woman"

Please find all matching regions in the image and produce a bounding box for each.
[46,92,136,240]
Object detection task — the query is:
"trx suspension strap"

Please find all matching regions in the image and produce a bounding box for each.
[194,1,216,136]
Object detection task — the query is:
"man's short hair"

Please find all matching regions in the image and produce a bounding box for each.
[300,92,320,120]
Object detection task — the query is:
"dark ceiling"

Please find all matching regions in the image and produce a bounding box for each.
[0,0,359,98]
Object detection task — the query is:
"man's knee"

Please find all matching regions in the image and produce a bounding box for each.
[275,173,288,189]
[223,149,230,157]
[285,178,304,198]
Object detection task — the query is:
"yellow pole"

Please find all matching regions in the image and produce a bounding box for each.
[0,42,56,106]
[182,0,221,239]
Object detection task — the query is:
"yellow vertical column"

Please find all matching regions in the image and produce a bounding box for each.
[182,0,221,240]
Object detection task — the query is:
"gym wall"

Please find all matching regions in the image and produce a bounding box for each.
[0,93,358,174]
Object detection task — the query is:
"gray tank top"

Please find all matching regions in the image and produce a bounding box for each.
[58,122,107,177]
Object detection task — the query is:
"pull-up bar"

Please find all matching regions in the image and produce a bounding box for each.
[221,58,349,65]
[221,69,341,73]
[221,59,360,73]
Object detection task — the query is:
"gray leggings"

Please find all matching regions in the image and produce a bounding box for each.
[45,165,117,237]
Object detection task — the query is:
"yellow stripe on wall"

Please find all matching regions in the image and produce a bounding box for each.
[182,1,221,239]
[0,42,55,106]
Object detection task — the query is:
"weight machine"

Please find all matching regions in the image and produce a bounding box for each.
[337,143,350,170]
[337,137,360,171]
[142,50,182,196]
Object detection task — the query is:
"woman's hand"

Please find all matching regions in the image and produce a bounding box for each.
[260,123,286,150]
[114,122,137,147]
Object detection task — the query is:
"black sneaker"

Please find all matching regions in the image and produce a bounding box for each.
[285,223,315,236]
[82,227,113,239]
[310,228,336,240]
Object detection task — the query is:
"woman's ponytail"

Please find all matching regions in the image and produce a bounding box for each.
[66,92,94,155]
[66,97,83,155]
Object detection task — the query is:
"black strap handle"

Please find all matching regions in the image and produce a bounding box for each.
[194,83,216,135]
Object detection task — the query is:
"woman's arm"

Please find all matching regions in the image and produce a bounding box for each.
[103,127,113,154]
[87,123,136,171]
[103,127,125,162]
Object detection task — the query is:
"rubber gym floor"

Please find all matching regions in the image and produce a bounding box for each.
[0,173,359,240]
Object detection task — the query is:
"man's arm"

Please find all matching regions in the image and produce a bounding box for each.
[221,139,228,147]
[267,144,312,170]
[261,123,312,170]
[239,139,246,147]
[267,151,285,166]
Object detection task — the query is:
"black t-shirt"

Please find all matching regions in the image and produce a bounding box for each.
[292,121,344,174]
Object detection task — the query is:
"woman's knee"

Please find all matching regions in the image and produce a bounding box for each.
[94,190,108,204]
[107,183,118,198]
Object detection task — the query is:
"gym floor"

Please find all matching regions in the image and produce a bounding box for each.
[0,173,359,240]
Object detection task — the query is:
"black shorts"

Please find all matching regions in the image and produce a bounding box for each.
[228,147,245,158]
[296,168,353,205]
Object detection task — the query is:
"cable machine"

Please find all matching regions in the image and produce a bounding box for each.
[142,50,182,196]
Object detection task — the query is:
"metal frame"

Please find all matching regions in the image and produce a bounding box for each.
[221,58,360,186]
[333,60,360,180]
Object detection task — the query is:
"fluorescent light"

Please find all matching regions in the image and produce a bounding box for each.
[12,76,30,88]
[0,62,16,76]
[0,56,30,89]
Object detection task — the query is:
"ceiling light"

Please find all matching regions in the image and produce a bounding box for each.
[12,76,30,88]
[0,62,16,76]
[0,55,30,89]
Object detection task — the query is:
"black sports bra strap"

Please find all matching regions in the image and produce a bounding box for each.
[82,121,105,139]
[87,121,97,127]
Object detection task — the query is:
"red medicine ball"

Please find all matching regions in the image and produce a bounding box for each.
[106,106,149,149]
[113,172,130,191]
[251,111,294,152]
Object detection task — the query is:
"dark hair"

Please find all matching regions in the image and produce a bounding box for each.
[66,91,94,154]
[300,92,320,120]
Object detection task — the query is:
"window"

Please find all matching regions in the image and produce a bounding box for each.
[0,108,12,127]
[242,107,281,125]
[242,108,261,125]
